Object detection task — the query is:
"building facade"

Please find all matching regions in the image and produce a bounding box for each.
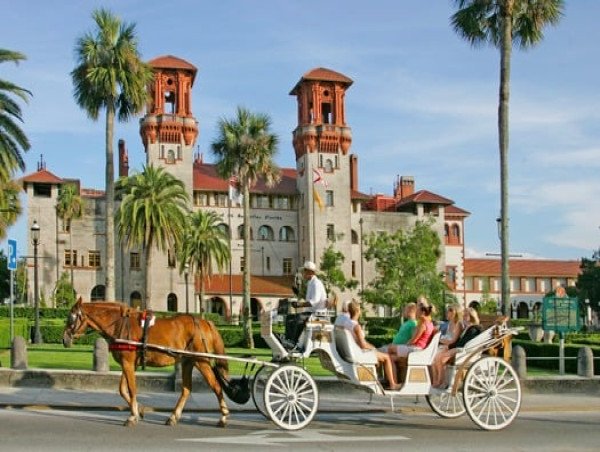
[25,55,561,320]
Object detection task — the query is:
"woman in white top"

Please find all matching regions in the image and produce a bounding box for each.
[346,300,401,390]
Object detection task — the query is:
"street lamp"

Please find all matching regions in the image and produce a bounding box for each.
[184,263,190,314]
[31,220,42,344]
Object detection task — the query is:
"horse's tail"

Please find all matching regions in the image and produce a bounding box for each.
[207,320,250,405]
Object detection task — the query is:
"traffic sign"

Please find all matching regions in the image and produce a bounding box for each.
[7,238,17,270]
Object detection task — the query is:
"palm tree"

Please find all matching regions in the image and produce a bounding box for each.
[178,210,230,317]
[0,49,31,185]
[0,179,22,239]
[56,183,84,289]
[71,8,153,302]
[451,0,564,316]
[115,165,189,310]
[211,106,280,348]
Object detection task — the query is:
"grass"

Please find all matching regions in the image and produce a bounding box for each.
[0,344,335,376]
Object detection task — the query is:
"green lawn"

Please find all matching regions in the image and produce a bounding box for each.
[0,344,335,376]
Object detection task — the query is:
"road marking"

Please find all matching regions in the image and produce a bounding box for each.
[177,429,410,446]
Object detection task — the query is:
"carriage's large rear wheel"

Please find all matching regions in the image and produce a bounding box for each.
[426,390,466,418]
[463,356,521,431]
[264,365,319,430]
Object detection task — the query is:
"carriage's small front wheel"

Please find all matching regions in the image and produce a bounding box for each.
[426,390,466,418]
[264,365,319,430]
[251,364,276,418]
[463,356,521,431]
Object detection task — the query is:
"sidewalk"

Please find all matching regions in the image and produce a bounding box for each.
[1,382,598,414]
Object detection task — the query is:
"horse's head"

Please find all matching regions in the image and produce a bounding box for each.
[62,297,89,348]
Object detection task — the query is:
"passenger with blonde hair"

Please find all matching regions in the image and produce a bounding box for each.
[345,300,401,390]
[431,307,483,388]
[439,303,464,348]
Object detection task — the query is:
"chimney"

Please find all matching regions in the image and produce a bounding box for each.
[350,154,358,191]
[395,175,414,200]
[118,139,129,178]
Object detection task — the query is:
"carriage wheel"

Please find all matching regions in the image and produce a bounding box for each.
[426,391,466,418]
[251,364,276,418]
[264,365,319,430]
[463,356,521,431]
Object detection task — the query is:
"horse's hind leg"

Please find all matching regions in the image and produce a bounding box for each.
[167,359,193,426]
[196,360,230,428]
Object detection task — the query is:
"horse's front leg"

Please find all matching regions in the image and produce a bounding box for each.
[196,361,230,428]
[119,371,144,419]
[120,359,141,427]
[167,360,192,426]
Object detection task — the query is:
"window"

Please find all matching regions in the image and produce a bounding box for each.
[258,225,274,241]
[283,258,293,275]
[352,260,356,278]
[325,190,334,206]
[324,159,333,173]
[88,250,101,268]
[237,224,254,240]
[216,193,228,207]
[256,195,270,209]
[194,192,208,206]
[217,223,230,239]
[351,230,359,244]
[33,183,51,197]
[326,224,335,241]
[167,149,175,163]
[240,256,245,272]
[279,226,295,242]
[167,249,176,268]
[266,256,271,271]
[91,285,106,301]
[130,252,140,270]
[64,250,77,267]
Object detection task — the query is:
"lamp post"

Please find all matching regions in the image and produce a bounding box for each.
[184,263,190,314]
[31,220,42,344]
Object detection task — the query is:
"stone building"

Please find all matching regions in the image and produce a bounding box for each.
[21,55,472,320]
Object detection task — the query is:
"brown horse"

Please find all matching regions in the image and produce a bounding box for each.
[62,297,233,427]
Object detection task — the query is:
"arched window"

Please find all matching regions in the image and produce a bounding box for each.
[90,285,105,301]
[217,223,230,239]
[351,229,359,244]
[279,226,295,242]
[167,149,175,163]
[167,293,177,312]
[130,291,142,309]
[258,225,274,241]
[324,159,333,173]
[452,224,460,240]
[237,224,253,240]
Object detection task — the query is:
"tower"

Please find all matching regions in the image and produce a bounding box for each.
[140,55,198,195]
[289,68,354,271]
[136,55,199,311]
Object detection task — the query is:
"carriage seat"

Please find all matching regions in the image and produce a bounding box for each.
[453,323,501,366]
[334,327,378,366]
[406,331,441,366]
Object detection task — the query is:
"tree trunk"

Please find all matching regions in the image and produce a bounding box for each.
[144,242,152,310]
[69,224,74,289]
[242,178,254,348]
[105,107,115,302]
[499,0,513,318]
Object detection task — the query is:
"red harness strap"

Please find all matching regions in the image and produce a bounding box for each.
[108,342,138,352]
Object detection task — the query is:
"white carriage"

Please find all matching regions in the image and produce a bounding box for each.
[253,307,523,431]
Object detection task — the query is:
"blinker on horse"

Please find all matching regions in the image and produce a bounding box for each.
[63,297,247,427]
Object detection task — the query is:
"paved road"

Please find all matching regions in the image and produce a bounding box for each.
[1,403,599,451]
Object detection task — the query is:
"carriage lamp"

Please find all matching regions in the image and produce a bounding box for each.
[31,220,43,344]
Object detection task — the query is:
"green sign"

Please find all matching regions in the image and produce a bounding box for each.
[542,296,580,333]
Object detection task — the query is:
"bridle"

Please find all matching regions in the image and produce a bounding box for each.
[65,305,88,340]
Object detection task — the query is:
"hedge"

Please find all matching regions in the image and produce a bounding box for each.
[513,338,600,376]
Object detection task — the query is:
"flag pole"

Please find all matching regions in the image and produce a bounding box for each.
[311,163,317,262]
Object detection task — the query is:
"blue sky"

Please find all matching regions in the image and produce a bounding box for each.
[2,0,599,261]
